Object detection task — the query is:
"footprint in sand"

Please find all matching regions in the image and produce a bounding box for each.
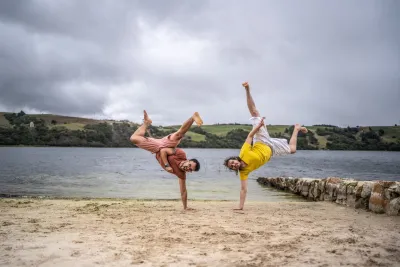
[71,250,81,257]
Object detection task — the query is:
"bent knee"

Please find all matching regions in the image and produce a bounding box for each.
[171,132,183,140]
[130,135,140,144]
[251,110,260,117]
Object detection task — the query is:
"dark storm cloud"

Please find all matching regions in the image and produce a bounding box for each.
[0,0,399,125]
[0,0,209,117]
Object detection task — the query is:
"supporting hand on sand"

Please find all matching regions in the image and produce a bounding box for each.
[184,207,195,211]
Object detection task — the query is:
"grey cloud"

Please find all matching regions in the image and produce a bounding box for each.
[0,0,212,117]
[0,0,399,126]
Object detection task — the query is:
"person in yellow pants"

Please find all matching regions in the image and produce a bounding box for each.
[223,82,308,210]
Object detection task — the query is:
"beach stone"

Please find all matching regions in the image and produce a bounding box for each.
[290,179,297,193]
[387,198,400,216]
[257,178,269,186]
[275,177,281,187]
[387,182,400,198]
[382,181,396,200]
[269,177,277,187]
[336,180,357,205]
[256,177,399,216]
[336,183,347,205]
[283,177,291,189]
[298,178,318,198]
[318,179,326,201]
[369,181,396,214]
[301,178,312,197]
[324,177,342,202]
[312,180,321,200]
[393,182,400,194]
[354,182,364,198]
[293,179,302,194]
[287,178,298,193]
[300,179,307,197]
[276,177,286,190]
[274,177,280,186]
[346,182,363,208]
[310,180,322,200]
[361,182,374,199]
[354,182,368,209]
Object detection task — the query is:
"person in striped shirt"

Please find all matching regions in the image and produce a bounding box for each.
[223,82,308,210]
[130,110,203,210]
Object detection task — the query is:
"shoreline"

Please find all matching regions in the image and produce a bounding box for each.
[1,198,399,266]
[0,194,306,203]
[0,195,236,202]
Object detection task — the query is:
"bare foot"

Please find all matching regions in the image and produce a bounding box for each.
[143,110,152,125]
[294,124,308,133]
[242,81,249,90]
[192,112,203,126]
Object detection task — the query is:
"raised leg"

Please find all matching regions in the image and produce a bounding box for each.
[243,82,260,117]
[130,110,152,144]
[289,124,308,153]
[170,112,203,141]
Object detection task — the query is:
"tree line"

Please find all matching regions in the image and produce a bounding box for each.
[0,112,399,151]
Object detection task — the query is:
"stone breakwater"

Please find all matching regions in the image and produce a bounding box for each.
[257,177,400,216]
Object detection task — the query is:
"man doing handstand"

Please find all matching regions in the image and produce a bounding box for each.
[130,110,203,210]
[223,82,308,210]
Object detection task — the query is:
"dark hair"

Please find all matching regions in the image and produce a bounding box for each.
[223,156,242,175]
[189,158,200,171]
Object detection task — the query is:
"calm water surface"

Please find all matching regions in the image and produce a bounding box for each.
[0,147,399,201]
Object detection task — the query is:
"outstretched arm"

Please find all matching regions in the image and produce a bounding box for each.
[243,82,260,117]
[244,118,265,144]
[159,148,176,173]
[178,178,191,210]
[234,179,248,210]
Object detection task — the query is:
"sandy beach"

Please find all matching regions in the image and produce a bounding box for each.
[1,198,399,267]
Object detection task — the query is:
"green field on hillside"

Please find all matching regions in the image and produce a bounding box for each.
[185,131,206,142]
[31,114,102,125]
[50,123,86,130]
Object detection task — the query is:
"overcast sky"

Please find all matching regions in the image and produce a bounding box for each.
[0,0,399,126]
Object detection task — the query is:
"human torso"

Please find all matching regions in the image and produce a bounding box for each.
[239,142,272,180]
[156,148,187,180]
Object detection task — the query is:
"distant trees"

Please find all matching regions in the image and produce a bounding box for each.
[1,111,399,151]
[0,112,133,147]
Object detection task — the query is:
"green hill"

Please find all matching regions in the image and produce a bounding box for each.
[0,112,104,129]
[0,111,399,150]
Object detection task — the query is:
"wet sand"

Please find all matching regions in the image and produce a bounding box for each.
[0,198,399,267]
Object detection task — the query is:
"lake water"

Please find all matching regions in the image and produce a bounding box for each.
[0,147,399,202]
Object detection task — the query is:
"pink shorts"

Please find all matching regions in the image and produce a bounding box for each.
[135,135,181,154]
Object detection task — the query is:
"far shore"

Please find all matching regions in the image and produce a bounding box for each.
[1,198,399,267]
